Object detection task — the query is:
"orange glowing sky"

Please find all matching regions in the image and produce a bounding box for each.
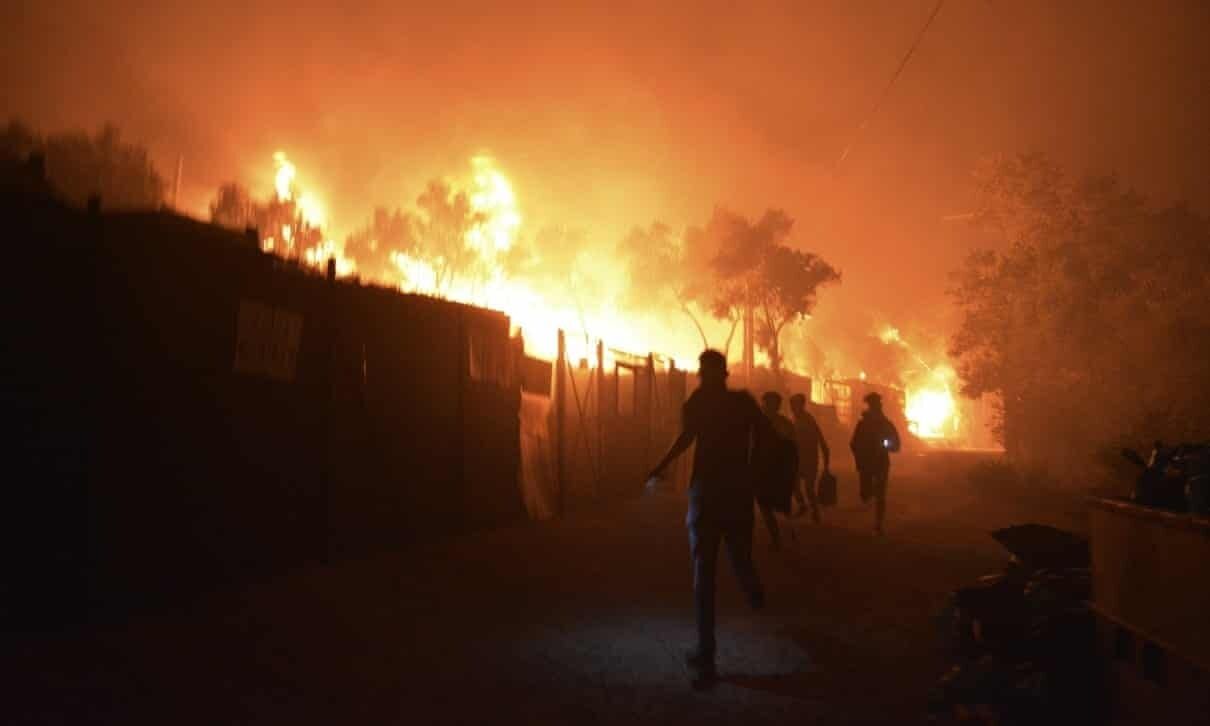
[4,0,1208,345]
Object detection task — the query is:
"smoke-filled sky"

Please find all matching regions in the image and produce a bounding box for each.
[4,0,1209,348]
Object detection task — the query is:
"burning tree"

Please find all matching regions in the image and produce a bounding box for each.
[413,179,490,295]
[208,179,323,258]
[209,183,256,228]
[344,206,417,282]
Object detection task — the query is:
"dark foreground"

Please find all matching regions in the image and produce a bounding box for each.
[5,453,1090,725]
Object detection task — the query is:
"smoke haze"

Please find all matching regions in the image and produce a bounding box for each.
[5,0,1208,367]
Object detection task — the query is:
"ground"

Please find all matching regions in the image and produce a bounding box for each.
[5,452,1091,725]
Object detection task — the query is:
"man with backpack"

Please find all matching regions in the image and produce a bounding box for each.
[850,392,900,535]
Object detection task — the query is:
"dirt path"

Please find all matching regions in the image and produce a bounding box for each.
[7,454,1076,725]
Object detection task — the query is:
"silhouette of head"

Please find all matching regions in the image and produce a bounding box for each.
[864,392,883,412]
[697,349,728,388]
[761,391,782,415]
[789,393,807,414]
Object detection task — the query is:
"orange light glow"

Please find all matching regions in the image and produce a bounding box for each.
[273,151,294,202]
[906,379,957,439]
[878,324,960,439]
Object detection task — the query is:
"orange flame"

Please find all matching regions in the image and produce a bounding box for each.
[878,324,959,438]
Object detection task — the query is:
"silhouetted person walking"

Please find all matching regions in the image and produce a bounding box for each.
[756,391,795,551]
[789,393,830,523]
[649,350,770,687]
[850,392,900,535]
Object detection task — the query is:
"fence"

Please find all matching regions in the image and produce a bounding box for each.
[2,190,524,625]
[516,331,690,519]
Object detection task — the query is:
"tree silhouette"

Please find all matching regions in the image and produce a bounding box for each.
[344,206,417,283]
[209,183,257,229]
[751,244,841,375]
[0,119,39,161]
[2,119,165,209]
[414,180,488,294]
[950,152,1210,477]
[702,207,840,375]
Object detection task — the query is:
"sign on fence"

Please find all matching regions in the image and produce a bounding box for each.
[233,300,304,381]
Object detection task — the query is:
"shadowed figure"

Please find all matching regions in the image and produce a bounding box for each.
[789,393,830,523]
[756,391,796,551]
[849,392,900,535]
[649,350,772,687]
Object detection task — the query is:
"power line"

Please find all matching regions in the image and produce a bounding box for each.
[835,0,947,168]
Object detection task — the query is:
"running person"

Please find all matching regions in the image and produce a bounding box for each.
[649,350,771,687]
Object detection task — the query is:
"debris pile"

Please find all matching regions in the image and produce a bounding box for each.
[1122,442,1210,515]
[930,524,1105,724]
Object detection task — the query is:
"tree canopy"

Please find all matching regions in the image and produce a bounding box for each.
[949,152,1210,477]
[619,207,840,371]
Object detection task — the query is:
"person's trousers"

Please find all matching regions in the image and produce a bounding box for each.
[688,511,764,657]
[859,467,890,528]
[799,463,819,512]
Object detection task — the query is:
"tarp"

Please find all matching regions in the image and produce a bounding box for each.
[990,524,1090,570]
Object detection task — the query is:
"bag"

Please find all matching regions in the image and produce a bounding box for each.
[817,469,837,507]
[756,436,798,514]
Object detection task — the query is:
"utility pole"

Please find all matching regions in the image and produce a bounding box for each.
[743,302,755,386]
[555,329,567,516]
[172,154,183,210]
[645,352,656,490]
[596,339,605,499]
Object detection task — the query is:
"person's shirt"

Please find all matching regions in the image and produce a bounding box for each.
[850,410,899,471]
[682,386,765,490]
[770,413,794,442]
[793,412,825,465]
[754,411,794,463]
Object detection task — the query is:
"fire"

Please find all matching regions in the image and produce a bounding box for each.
[466,155,521,254]
[273,151,294,202]
[260,151,356,276]
[250,152,962,431]
[305,239,357,277]
[381,156,697,367]
[878,324,960,439]
[906,372,958,439]
[273,151,326,227]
